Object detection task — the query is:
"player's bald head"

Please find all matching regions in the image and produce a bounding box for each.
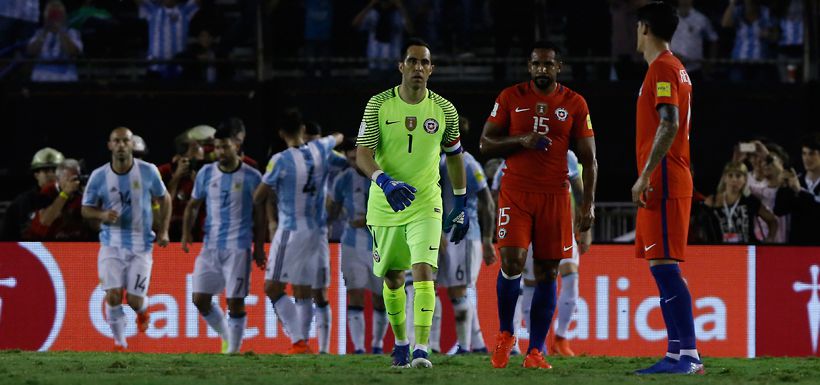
[109,127,133,141]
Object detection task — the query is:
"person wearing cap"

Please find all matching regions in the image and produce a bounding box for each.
[133,135,149,159]
[25,158,97,241]
[158,126,210,241]
[1,147,63,240]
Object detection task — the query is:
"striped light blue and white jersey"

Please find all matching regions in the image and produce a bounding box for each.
[139,0,199,61]
[263,135,338,231]
[730,5,773,60]
[331,167,372,250]
[0,0,39,22]
[82,159,168,252]
[440,152,488,241]
[192,162,262,250]
[491,150,581,192]
[778,0,803,46]
[28,28,83,82]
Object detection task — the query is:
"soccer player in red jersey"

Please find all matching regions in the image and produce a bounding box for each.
[480,41,597,369]
[631,2,703,375]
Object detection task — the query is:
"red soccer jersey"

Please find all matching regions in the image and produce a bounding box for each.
[486,81,594,193]
[636,50,693,199]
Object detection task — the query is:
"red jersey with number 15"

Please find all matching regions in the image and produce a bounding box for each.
[636,50,693,199]
[486,81,594,193]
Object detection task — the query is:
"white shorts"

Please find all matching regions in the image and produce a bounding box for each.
[192,248,252,298]
[522,238,580,281]
[438,239,482,287]
[341,244,382,293]
[98,246,153,297]
[265,228,330,289]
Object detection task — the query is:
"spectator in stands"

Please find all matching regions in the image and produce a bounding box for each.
[26,0,83,82]
[352,0,413,80]
[565,0,610,81]
[25,158,98,241]
[774,133,820,245]
[773,0,803,83]
[67,0,114,57]
[0,0,39,59]
[491,0,534,80]
[748,143,790,243]
[159,126,208,241]
[405,0,441,52]
[705,161,778,244]
[721,0,777,82]
[610,0,647,81]
[133,134,149,159]
[176,26,224,83]
[304,0,333,77]
[136,0,200,79]
[1,147,63,241]
[217,116,258,169]
[671,0,719,81]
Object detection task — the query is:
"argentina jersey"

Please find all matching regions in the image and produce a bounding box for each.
[263,135,338,231]
[332,168,373,250]
[82,159,168,252]
[440,152,487,241]
[140,0,199,61]
[192,162,262,250]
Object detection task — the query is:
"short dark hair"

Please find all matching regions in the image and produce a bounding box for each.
[338,137,357,152]
[279,107,303,137]
[217,117,246,138]
[637,1,679,42]
[801,132,820,152]
[766,142,790,168]
[402,38,431,60]
[304,121,322,137]
[214,126,234,140]
[530,41,561,58]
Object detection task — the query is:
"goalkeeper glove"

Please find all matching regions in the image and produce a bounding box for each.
[375,172,417,212]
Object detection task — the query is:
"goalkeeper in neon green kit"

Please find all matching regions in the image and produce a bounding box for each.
[356,38,468,368]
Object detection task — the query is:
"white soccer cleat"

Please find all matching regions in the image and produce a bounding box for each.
[411,349,432,368]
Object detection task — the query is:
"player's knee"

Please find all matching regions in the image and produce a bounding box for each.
[383,271,405,290]
[105,289,123,305]
[227,299,245,316]
[192,294,212,314]
[125,295,144,311]
[447,286,467,299]
[500,258,524,276]
[264,280,284,299]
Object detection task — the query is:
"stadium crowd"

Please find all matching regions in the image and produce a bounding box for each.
[0,0,810,82]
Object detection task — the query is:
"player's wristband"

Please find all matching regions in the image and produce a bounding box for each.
[152,203,161,210]
[59,191,70,200]
[371,170,384,183]
[453,188,467,195]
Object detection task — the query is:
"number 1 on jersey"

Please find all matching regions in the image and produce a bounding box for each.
[407,133,413,153]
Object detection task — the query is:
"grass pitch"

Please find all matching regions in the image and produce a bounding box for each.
[1,351,818,385]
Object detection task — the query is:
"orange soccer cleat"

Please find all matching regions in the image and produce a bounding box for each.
[549,335,575,357]
[286,340,313,355]
[490,331,517,368]
[136,311,150,333]
[522,348,552,369]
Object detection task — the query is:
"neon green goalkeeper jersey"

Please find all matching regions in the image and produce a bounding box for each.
[357,86,462,226]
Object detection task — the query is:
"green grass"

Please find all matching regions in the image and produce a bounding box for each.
[1,351,819,385]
